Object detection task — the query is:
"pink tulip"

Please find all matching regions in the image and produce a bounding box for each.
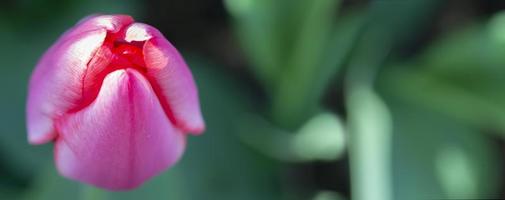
[26,15,205,190]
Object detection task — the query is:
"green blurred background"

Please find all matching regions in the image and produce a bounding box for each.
[1,0,505,199]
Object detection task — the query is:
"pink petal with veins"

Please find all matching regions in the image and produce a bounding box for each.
[55,69,185,190]
[26,15,134,144]
[26,29,107,144]
[126,23,205,134]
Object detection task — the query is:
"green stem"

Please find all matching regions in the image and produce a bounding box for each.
[344,28,392,200]
[347,86,392,200]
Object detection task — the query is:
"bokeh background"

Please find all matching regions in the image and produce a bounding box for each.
[2,0,505,199]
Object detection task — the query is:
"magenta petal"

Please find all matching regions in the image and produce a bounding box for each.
[54,69,185,190]
[26,15,134,144]
[128,23,205,134]
[26,29,107,144]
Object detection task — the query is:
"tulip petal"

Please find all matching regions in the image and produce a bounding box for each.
[64,15,133,41]
[26,15,134,144]
[26,29,107,144]
[54,69,185,190]
[126,23,205,134]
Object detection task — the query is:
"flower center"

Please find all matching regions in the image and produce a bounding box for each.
[107,37,146,72]
[71,34,148,113]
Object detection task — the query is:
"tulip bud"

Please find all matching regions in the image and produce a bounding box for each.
[26,15,205,190]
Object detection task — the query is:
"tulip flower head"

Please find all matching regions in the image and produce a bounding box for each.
[26,15,205,190]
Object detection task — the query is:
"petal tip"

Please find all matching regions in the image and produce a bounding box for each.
[124,23,155,42]
[28,132,56,145]
[71,14,134,36]
[183,118,206,135]
[26,112,56,145]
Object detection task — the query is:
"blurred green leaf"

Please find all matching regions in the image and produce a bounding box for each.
[379,95,503,199]
[436,144,478,198]
[235,111,346,162]
[225,0,341,88]
[224,0,286,87]
[381,64,505,134]
[374,9,505,199]
[292,112,346,161]
[272,6,365,128]
[272,0,339,119]
[380,12,505,135]
[235,113,299,162]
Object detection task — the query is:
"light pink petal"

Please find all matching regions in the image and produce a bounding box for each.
[26,29,107,144]
[26,15,133,144]
[126,23,205,134]
[54,69,185,190]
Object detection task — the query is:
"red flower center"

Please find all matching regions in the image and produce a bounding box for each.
[70,30,148,113]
